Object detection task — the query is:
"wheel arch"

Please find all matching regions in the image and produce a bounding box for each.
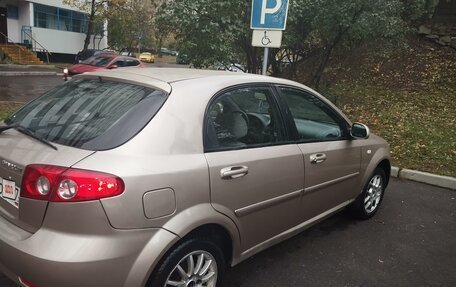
[377,159,391,188]
[181,223,234,266]
[358,146,391,198]
[142,204,240,286]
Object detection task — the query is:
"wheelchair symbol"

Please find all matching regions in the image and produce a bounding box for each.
[261,31,272,46]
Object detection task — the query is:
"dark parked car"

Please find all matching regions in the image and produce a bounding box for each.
[74,49,116,63]
[160,47,178,56]
[176,53,189,64]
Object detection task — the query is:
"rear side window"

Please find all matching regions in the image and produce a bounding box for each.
[7,78,167,150]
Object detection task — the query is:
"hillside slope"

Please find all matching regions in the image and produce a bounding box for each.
[298,35,456,177]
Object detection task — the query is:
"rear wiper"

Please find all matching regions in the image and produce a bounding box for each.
[0,123,19,133]
[0,123,58,150]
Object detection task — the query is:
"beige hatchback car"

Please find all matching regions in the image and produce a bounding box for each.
[0,68,390,287]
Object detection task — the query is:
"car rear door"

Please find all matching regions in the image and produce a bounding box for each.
[204,85,304,251]
[277,86,362,220]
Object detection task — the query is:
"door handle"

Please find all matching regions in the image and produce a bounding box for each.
[310,153,327,164]
[220,166,249,179]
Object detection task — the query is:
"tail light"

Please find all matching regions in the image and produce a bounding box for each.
[18,276,39,287]
[20,164,124,202]
[63,68,68,81]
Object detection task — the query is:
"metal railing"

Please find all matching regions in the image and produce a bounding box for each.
[0,31,25,64]
[22,30,52,64]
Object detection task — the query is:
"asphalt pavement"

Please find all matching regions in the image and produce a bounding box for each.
[221,178,456,287]
[0,62,188,104]
[0,75,63,103]
[1,178,455,287]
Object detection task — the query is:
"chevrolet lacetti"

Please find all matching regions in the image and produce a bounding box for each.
[0,68,390,287]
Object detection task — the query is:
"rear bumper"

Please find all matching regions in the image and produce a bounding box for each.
[0,201,179,287]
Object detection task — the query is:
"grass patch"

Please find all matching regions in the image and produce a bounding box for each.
[0,102,22,121]
[328,84,455,177]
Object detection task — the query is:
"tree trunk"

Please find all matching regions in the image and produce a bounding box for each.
[312,45,334,90]
[83,0,96,50]
[158,37,163,57]
[243,37,257,74]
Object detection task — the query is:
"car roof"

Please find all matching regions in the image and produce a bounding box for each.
[79,68,301,94]
[89,67,275,83]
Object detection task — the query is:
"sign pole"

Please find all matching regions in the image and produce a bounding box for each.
[262,47,268,75]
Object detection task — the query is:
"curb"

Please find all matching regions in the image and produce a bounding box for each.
[391,166,456,190]
[0,71,58,76]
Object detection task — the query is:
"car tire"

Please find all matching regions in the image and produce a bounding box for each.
[148,237,225,287]
[352,167,386,220]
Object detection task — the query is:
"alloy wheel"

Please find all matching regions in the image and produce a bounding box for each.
[165,250,218,287]
[364,174,383,213]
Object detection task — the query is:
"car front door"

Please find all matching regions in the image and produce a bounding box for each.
[204,85,304,252]
[277,86,362,221]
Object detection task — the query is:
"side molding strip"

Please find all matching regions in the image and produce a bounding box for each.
[234,189,303,217]
[237,199,354,263]
[304,172,360,194]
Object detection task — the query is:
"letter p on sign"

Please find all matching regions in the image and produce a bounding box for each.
[261,0,281,24]
[251,0,289,30]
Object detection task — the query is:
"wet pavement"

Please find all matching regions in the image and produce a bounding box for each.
[0,62,188,103]
[0,75,63,103]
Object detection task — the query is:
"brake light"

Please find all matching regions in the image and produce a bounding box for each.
[20,164,124,202]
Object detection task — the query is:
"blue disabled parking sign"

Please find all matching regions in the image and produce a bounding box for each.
[251,0,289,30]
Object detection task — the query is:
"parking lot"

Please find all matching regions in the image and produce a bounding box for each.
[1,178,455,286]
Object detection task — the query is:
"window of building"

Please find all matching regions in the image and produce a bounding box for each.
[33,3,89,33]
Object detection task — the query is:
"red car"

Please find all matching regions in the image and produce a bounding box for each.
[64,54,143,80]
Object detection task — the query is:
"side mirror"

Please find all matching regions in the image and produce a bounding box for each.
[108,64,118,69]
[351,123,370,139]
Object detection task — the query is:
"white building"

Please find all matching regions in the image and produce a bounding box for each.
[0,0,108,61]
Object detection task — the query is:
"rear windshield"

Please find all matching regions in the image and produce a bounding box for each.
[6,78,168,150]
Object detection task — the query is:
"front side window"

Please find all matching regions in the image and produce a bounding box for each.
[6,78,167,150]
[205,86,285,151]
[279,87,346,141]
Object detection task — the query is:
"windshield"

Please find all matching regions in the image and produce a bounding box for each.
[6,78,168,150]
[81,55,114,66]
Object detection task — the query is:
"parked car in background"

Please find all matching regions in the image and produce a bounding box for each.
[160,47,178,56]
[74,49,116,63]
[176,53,189,65]
[0,68,390,287]
[139,52,155,63]
[120,51,137,58]
[63,54,142,80]
[212,63,246,73]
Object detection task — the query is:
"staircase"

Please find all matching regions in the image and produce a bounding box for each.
[0,44,44,65]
